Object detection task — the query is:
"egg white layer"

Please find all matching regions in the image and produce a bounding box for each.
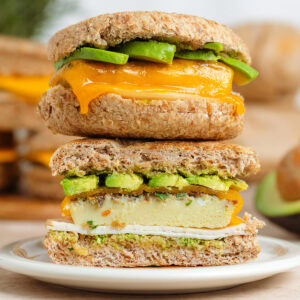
[46,219,250,240]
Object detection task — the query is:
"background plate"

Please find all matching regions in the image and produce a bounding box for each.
[0,236,300,294]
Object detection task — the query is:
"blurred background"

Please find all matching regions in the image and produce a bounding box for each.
[0,0,299,235]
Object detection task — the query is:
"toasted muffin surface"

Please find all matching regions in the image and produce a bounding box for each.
[39,85,244,140]
[48,11,250,64]
[50,138,260,178]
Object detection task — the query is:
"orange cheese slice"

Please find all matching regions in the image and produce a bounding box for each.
[51,60,244,115]
[60,188,244,226]
[0,75,51,103]
[0,149,17,163]
[24,151,53,168]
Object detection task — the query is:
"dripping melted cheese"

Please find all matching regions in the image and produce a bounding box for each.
[51,59,244,114]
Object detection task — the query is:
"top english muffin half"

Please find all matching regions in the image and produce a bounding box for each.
[39,11,258,140]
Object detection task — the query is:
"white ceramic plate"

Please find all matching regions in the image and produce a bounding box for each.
[0,236,300,294]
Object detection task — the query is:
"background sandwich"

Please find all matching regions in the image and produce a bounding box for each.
[19,128,74,200]
[39,11,258,140]
[0,132,17,191]
[0,35,71,219]
[44,139,264,267]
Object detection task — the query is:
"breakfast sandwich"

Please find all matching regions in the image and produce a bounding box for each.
[44,139,264,267]
[19,128,74,200]
[0,35,53,131]
[0,132,17,191]
[39,11,258,140]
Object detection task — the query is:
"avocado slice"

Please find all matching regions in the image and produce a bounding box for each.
[149,174,189,189]
[175,49,219,61]
[61,175,99,196]
[256,172,300,235]
[116,41,176,64]
[105,173,143,191]
[186,175,248,192]
[219,56,258,86]
[203,42,224,53]
[54,47,129,70]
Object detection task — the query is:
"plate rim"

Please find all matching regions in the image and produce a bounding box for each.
[0,235,300,283]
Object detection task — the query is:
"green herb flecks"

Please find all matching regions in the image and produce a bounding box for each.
[185,199,193,206]
[154,193,168,200]
[87,220,98,230]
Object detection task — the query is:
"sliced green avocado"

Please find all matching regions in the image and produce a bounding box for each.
[203,42,224,53]
[219,56,258,86]
[256,172,300,235]
[149,174,189,189]
[105,173,143,191]
[116,41,176,64]
[186,175,248,192]
[175,49,219,61]
[61,175,99,196]
[54,47,129,70]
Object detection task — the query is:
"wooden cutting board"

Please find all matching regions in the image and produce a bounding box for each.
[0,194,60,220]
[231,102,300,181]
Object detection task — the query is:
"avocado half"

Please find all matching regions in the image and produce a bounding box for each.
[255,172,300,235]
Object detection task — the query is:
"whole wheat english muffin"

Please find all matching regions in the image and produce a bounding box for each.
[50,138,260,178]
[40,85,243,140]
[48,11,250,64]
[39,11,259,140]
[45,214,263,267]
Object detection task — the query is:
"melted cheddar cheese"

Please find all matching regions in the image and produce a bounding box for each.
[0,149,17,163]
[0,75,51,103]
[25,151,53,168]
[51,60,244,114]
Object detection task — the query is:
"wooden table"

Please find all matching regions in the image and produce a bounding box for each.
[0,186,299,299]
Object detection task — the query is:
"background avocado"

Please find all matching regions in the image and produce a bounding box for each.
[116,40,176,64]
[105,173,143,191]
[255,172,300,235]
[54,47,129,70]
[61,175,99,196]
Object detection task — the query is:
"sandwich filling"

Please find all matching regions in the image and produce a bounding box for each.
[58,172,246,232]
[51,60,244,114]
[50,40,259,115]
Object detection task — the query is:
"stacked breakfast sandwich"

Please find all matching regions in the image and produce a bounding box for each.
[40,11,264,267]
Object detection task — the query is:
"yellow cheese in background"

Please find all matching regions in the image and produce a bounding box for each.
[0,149,17,163]
[51,60,244,115]
[25,151,53,168]
[0,75,50,103]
